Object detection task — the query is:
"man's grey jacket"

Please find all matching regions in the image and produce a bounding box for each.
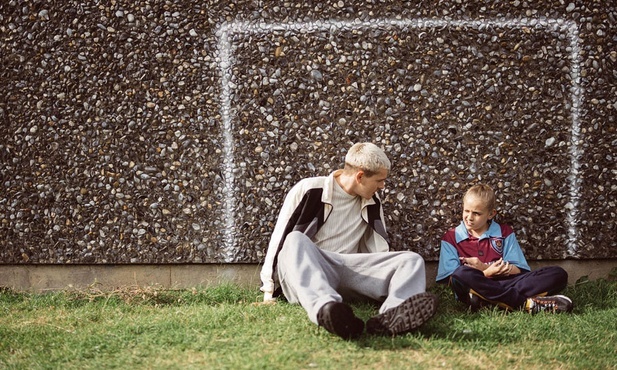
[259,170,390,300]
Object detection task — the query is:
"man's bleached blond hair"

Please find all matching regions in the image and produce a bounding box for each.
[344,142,391,177]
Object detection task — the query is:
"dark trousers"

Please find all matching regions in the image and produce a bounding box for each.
[450,265,569,310]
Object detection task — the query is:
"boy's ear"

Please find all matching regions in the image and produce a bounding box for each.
[489,209,497,220]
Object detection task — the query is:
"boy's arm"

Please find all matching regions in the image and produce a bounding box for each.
[436,238,462,283]
[501,226,531,272]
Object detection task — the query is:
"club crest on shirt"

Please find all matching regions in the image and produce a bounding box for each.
[490,237,504,254]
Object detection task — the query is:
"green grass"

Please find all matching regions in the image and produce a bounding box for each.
[1,277,616,370]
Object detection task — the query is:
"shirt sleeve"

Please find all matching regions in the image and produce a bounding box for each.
[259,180,305,295]
[502,231,531,272]
[436,238,461,282]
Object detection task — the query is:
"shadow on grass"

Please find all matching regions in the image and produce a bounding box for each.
[2,276,614,353]
[344,278,617,350]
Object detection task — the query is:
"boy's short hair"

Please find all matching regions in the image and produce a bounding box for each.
[344,143,391,177]
[464,184,496,211]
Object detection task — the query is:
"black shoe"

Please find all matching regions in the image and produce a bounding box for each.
[316,301,364,340]
[526,295,573,314]
[366,292,438,336]
[469,291,492,312]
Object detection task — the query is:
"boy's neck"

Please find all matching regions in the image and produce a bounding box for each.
[468,223,490,238]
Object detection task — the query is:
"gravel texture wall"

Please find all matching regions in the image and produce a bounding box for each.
[1,0,615,265]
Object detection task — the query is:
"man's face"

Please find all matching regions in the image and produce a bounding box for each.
[356,168,388,199]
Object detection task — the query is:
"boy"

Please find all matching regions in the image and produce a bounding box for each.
[436,183,573,313]
[260,143,437,339]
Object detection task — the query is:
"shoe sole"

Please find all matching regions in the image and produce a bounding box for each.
[317,302,364,339]
[367,292,438,336]
[530,294,574,314]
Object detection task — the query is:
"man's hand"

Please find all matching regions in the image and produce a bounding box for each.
[251,299,277,306]
[250,292,277,306]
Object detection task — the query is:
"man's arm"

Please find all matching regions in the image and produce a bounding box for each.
[259,180,308,301]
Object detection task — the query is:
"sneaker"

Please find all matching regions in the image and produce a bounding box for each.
[526,295,573,314]
[366,292,438,336]
[316,301,364,340]
[469,291,488,312]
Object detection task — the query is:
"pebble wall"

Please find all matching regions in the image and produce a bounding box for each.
[1,0,615,264]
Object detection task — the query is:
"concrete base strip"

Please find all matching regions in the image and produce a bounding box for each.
[0,261,615,292]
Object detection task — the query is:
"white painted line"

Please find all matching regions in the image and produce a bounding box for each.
[215,27,238,261]
[216,17,582,260]
[564,23,583,257]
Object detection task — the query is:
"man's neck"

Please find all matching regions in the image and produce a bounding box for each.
[335,171,357,197]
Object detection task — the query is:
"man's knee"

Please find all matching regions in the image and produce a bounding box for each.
[280,231,318,261]
[284,230,307,246]
[397,252,425,271]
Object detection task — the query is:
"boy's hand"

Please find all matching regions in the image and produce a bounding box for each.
[460,257,485,270]
[483,258,511,278]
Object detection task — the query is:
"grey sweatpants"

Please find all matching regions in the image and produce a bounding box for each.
[277,231,427,324]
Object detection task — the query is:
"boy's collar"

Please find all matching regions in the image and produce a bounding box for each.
[455,220,501,242]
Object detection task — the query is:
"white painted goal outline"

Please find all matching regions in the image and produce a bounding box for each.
[216,17,583,261]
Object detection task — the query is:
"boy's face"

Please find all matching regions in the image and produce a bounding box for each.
[462,195,496,237]
[355,168,388,200]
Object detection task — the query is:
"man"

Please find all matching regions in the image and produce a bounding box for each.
[259,142,437,339]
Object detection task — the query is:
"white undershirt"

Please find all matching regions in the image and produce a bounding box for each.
[312,179,366,253]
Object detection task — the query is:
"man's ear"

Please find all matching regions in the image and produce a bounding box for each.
[354,170,365,183]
